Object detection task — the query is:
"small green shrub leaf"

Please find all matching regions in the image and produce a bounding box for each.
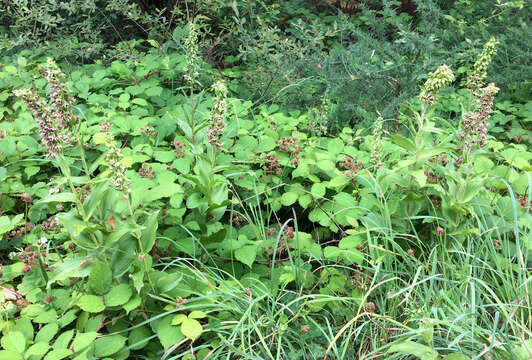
[181,318,203,341]
[89,262,112,295]
[93,335,127,357]
[1,331,26,353]
[77,295,105,313]
[105,284,133,306]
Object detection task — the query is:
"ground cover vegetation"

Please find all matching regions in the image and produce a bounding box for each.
[0,1,531,359]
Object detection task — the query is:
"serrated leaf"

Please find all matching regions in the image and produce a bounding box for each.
[77,295,105,313]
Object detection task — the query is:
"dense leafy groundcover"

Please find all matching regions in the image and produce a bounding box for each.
[0,39,531,359]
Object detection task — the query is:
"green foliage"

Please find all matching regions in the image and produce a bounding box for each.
[0,16,530,360]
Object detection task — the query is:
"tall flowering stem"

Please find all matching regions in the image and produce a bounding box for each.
[467,38,499,93]
[419,64,455,106]
[459,83,499,152]
[13,58,80,160]
[370,116,383,170]
[183,20,201,90]
[458,38,499,156]
[207,80,228,150]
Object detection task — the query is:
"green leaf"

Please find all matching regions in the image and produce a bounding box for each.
[181,318,203,341]
[123,294,142,314]
[105,284,133,306]
[189,311,207,319]
[317,160,335,172]
[35,192,76,204]
[24,342,50,358]
[235,245,258,268]
[89,262,112,295]
[390,134,416,152]
[171,314,187,325]
[298,194,312,208]
[328,138,344,155]
[311,183,326,197]
[77,295,105,313]
[328,175,349,188]
[281,191,299,206]
[444,354,470,360]
[0,214,23,236]
[43,348,71,360]
[0,350,22,360]
[145,86,163,97]
[24,166,40,179]
[128,326,151,350]
[387,340,438,360]
[1,332,26,353]
[35,323,59,343]
[141,210,159,253]
[409,170,427,188]
[132,98,148,107]
[157,316,185,350]
[93,335,126,357]
[71,332,98,352]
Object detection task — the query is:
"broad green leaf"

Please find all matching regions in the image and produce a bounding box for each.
[317,160,335,172]
[141,210,159,253]
[123,295,141,314]
[181,318,203,341]
[35,192,76,204]
[35,323,59,343]
[89,262,112,295]
[390,134,416,152]
[171,314,187,325]
[0,350,22,360]
[387,340,438,360]
[24,166,40,179]
[235,245,258,268]
[189,311,207,319]
[77,295,105,313]
[71,332,98,352]
[52,329,74,349]
[444,354,470,360]
[311,183,326,197]
[131,98,148,107]
[327,138,344,155]
[1,331,26,353]
[128,326,151,350]
[93,335,126,357]
[43,348,71,360]
[105,284,133,306]
[145,86,163,97]
[298,194,312,208]
[25,342,50,358]
[281,191,299,206]
[157,316,185,350]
